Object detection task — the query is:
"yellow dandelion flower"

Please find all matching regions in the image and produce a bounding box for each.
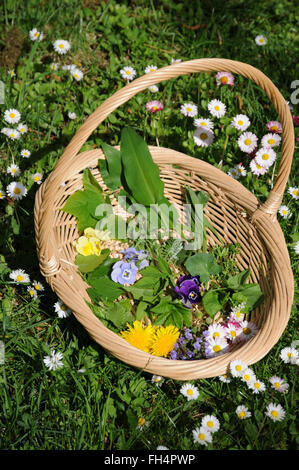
[150,325,180,357]
[120,321,156,353]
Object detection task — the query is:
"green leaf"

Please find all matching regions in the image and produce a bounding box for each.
[74,249,110,273]
[135,301,149,321]
[202,289,226,318]
[236,284,264,311]
[120,127,164,205]
[185,253,222,283]
[82,168,103,194]
[87,276,124,301]
[87,256,119,281]
[226,269,251,290]
[105,299,134,329]
[99,144,122,190]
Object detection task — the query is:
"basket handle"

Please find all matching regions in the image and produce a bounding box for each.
[54,58,294,214]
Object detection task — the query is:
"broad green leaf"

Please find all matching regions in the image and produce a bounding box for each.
[202,289,225,317]
[61,188,105,231]
[83,168,103,194]
[135,301,149,321]
[236,284,264,311]
[87,276,124,301]
[87,256,119,281]
[226,269,251,290]
[105,299,134,329]
[185,252,222,283]
[99,144,122,190]
[74,249,110,273]
[120,127,164,205]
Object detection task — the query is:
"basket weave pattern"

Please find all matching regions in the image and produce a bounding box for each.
[34,59,294,380]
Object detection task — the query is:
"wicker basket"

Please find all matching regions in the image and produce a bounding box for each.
[34,59,294,380]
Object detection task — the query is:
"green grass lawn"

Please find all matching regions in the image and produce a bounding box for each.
[0,0,298,450]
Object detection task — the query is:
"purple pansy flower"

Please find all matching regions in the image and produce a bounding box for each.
[111,261,138,285]
[174,274,201,308]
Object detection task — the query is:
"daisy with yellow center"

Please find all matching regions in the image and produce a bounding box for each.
[236,405,251,419]
[216,71,234,86]
[137,416,149,430]
[231,114,250,131]
[0,189,5,200]
[208,99,226,118]
[150,325,180,357]
[7,164,21,178]
[249,157,268,176]
[287,186,299,200]
[9,269,30,284]
[201,415,220,433]
[17,123,28,134]
[31,173,43,185]
[145,65,158,74]
[180,383,199,401]
[238,131,258,153]
[71,68,84,81]
[33,281,44,292]
[230,359,247,377]
[280,346,298,364]
[265,403,285,422]
[194,117,214,130]
[255,35,267,46]
[6,182,27,200]
[4,108,21,124]
[255,147,276,168]
[248,379,266,394]
[241,368,256,385]
[27,286,38,299]
[192,427,213,446]
[180,102,198,117]
[269,376,289,393]
[278,205,292,219]
[219,374,232,383]
[205,337,228,358]
[21,149,31,158]
[266,121,282,134]
[261,133,281,148]
[193,126,214,147]
[53,39,71,55]
[120,320,156,354]
[151,375,164,387]
[29,28,44,41]
[54,299,71,318]
[119,66,136,81]
[239,320,258,342]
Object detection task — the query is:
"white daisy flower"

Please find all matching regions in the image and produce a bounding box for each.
[21,149,31,158]
[231,114,251,131]
[269,376,289,393]
[238,132,258,153]
[180,103,198,117]
[201,415,220,433]
[227,167,240,179]
[265,403,285,422]
[241,368,256,385]
[180,383,199,401]
[204,323,227,342]
[54,299,71,318]
[68,111,77,120]
[151,375,164,387]
[230,303,246,322]
[278,205,292,219]
[208,99,226,118]
[9,269,30,283]
[4,128,21,140]
[280,346,298,364]
[239,321,258,342]
[219,374,232,383]
[137,417,149,431]
[29,28,44,41]
[192,426,213,446]
[157,446,169,450]
[193,126,214,147]
[193,117,214,130]
[225,322,242,342]
[8,70,15,77]
[32,280,44,292]
[249,158,268,176]
[236,405,251,419]
[294,241,299,255]
[71,68,84,81]
[235,163,247,177]
[119,66,136,81]
[6,182,27,200]
[255,35,267,46]
[288,187,299,200]
[0,189,5,200]
[145,65,158,74]
[255,147,276,168]
[215,71,234,86]
[248,379,266,394]
[7,164,21,178]
[27,286,38,299]
[43,350,64,371]
[17,123,28,134]
[148,85,159,93]
[31,173,43,185]
[230,359,248,377]
[50,62,59,71]
[261,133,281,148]
[4,108,21,124]
[62,64,77,72]
[53,39,71,55]
[171,58,181,64]
[205,337,228,358]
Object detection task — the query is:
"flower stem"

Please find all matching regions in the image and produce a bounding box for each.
[218,134,229,169]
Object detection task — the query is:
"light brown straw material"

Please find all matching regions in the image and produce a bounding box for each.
[34,59,294,380]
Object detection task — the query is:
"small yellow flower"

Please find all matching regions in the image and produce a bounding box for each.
[150,325,180,357]
[73,227,105,256]
[120,321,156,353]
